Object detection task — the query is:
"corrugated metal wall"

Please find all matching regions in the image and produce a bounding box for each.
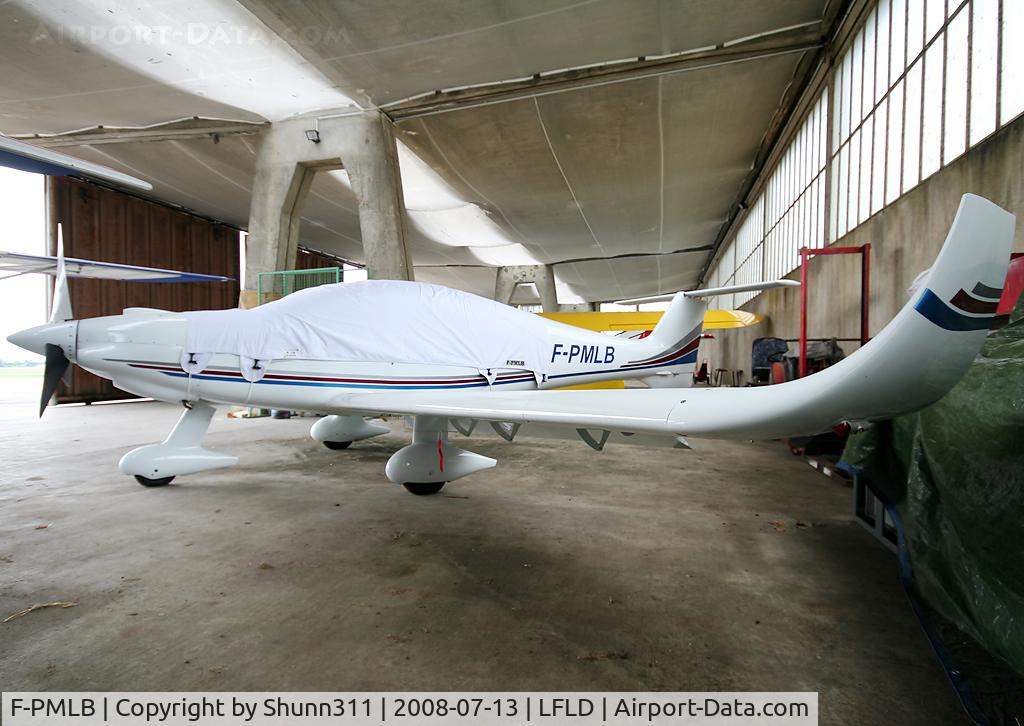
[49,177,240,404]
[294,246,344,270]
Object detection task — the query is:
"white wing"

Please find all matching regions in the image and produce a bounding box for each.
[0,134,151,191]
[327,194,1013,440]
[0,251,233,283]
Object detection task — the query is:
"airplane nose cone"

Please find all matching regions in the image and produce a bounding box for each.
[6,326,47,355]
[7,322,76,357]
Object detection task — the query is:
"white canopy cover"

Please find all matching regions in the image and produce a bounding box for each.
[183,280,551,377]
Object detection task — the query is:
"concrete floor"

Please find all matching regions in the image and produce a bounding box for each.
[0,378,966,724]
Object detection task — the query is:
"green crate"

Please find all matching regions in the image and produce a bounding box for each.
[256,267,341,305]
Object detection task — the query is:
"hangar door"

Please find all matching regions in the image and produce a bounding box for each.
[48,177,240,404]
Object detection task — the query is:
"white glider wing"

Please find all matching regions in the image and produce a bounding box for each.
[0,134,152,191]
[0,251,233,283]
[330,194,1014,440]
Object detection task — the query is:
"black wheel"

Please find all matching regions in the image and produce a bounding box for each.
[402,481,446,496]
[135,474,175,487]
[323,440,352,450]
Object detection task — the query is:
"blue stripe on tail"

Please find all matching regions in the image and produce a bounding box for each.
[915,288,993,331]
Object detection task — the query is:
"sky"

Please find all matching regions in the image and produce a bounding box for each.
[0,168,45,362]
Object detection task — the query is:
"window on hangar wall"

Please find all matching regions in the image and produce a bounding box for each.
[704,0,1023,310]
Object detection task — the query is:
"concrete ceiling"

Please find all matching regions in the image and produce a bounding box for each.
[236,0,826,107]
[398,53,801,300]
[0,0,831,302]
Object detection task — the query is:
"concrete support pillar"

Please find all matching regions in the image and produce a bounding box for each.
[536,266,558,313]
[494,264,559,312]
[242,111,412,302]
[347,114,414,281]
[493,269,518,306]
[245,163,316,292]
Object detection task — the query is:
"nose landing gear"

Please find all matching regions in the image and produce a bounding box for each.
[134,475,175,487]
[119,401,237,485]
[402,482,446,496]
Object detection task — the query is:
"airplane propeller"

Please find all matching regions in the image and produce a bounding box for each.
[40,343,71,417]
[39,224,74,416]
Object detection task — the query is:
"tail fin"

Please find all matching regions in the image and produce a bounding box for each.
[646,292,705,350]
[632,293,706,387]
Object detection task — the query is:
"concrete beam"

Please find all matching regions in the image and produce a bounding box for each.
[244,111,412,291]
[699,0,859,282]
[384,25,823,122]
[495,265,558,312]
[12,118,268,148]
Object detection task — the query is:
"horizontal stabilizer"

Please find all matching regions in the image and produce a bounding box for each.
[617,280,798,305]
[682,280,800,299]
[0,251,233,283]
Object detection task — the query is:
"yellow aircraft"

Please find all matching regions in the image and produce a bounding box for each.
[538,309,764,389]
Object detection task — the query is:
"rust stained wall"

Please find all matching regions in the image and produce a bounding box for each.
[49,177,240,404]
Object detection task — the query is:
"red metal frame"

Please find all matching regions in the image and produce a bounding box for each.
[798,244,871,378]
[995,252,1024,318]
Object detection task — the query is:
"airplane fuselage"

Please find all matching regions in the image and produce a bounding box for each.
[72,307,699,412]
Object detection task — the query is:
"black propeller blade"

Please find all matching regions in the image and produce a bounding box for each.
[40,343,71,418]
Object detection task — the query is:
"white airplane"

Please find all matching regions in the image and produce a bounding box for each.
[6,194,1014,495]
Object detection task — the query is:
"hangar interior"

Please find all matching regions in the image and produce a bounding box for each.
[1,0,1023,724]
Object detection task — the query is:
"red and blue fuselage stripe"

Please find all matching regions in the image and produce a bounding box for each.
[123,342,697,389]
[127,363,535,390]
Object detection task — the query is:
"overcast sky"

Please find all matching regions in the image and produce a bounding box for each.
[0,167,46,361]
